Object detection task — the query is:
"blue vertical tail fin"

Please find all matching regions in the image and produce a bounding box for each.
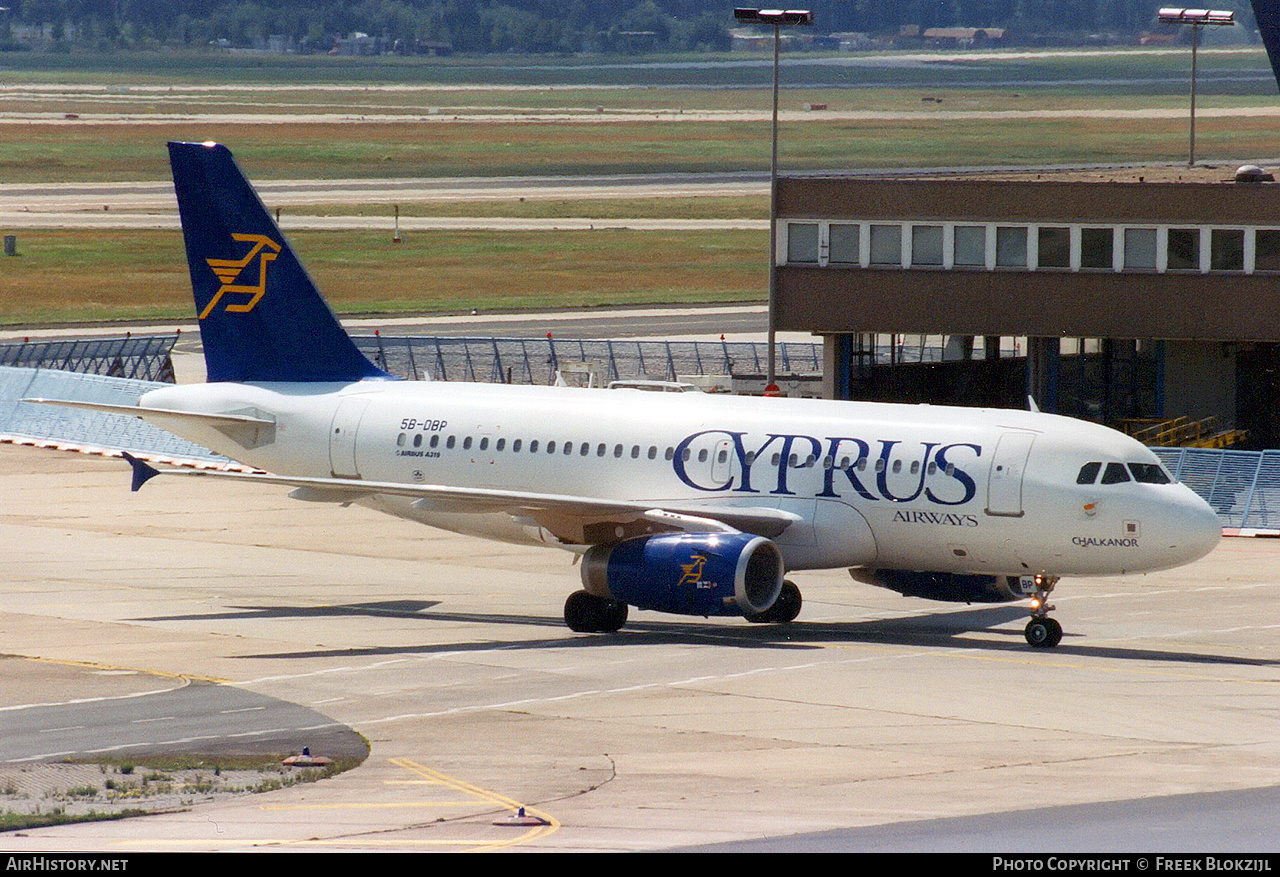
[1254,0,1280,92]
[168,141,389,383]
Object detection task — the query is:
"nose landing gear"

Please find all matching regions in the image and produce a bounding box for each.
[1023,574,1062,648]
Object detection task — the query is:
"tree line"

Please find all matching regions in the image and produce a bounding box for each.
[0,1,1259,54]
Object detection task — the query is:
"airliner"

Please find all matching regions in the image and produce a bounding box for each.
[31,142,1222,648]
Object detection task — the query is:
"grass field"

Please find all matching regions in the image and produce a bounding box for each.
[2,114,1276,183]
[0,228,767,325]
[1,46,1276,323]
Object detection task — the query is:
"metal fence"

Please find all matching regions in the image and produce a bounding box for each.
[0,366,224,462]
[353,336,823,384]
[1152,447,1280,530]
[0,335,178,382]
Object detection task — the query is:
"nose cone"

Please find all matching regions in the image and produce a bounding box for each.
[1167,488,1222,567]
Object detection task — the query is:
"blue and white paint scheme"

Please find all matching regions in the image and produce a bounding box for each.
[30,141,1222,648]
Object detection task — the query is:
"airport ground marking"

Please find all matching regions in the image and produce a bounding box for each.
[389,756,560,850]
[259,801,495,809]
[5,654,229,685]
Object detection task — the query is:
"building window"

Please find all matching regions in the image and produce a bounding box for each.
[1211,229,1244,271]
[829,223,860,264]
[1257,229,1280,272]
[953,225,986,267]
[1037,226,1070,268]
[1124,228,1157,270]
[911,225,943,266]
[1080,227,1113,270]
[787,223,819,263]
[869,224,902,266]
[1167,228,1200,270]
[995,226,1027,268]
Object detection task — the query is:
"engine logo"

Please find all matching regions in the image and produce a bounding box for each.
[678,553,709,587]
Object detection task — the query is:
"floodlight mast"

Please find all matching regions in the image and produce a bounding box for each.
[734,8,814,393]
[1158,7,1237,167]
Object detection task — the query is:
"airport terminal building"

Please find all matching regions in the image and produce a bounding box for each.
[774,168,1280,448]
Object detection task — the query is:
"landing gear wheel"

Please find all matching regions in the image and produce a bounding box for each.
[1024,616,1063,648]
[564,590,628,633]
[1023,574,1063,648]
[745,580,802,624]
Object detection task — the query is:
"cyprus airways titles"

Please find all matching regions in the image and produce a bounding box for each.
[31,141,1223,649]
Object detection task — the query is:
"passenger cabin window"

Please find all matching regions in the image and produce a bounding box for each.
[1129,463,1171,484]
[1101,462,1131,484]
[1077,462,1102,484]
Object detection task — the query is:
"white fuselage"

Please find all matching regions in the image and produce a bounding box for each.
[139,380,1222,578]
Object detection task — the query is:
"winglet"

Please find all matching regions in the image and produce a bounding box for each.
[121,452,161,492]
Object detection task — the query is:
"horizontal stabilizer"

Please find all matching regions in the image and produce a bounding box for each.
[22,398,273,427]
[23,397,276,449]
[120,452,160,492]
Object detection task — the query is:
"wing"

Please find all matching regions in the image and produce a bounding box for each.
[121,458,801,544]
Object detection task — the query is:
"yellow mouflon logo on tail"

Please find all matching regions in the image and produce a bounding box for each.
[198,233,282,320]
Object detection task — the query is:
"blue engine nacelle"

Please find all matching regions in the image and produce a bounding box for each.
[581,532,784,617]
[849,569,1033,603]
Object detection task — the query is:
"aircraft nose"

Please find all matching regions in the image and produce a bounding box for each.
[1168,489,1222,565]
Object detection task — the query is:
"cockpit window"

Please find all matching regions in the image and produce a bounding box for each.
[1129,462,1172,484]
[1100,462,1131,484]
[1076,462,1101,484]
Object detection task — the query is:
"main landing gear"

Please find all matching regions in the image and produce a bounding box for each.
[745,580,803,624]
[564,590,628,633]
[1023,574,1063,648]
[562,580,804,632]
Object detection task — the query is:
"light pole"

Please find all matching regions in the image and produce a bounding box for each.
[1158,8,1236,167]
[733,7,813,394]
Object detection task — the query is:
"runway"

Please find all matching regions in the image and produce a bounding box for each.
[1,443,1277,851]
